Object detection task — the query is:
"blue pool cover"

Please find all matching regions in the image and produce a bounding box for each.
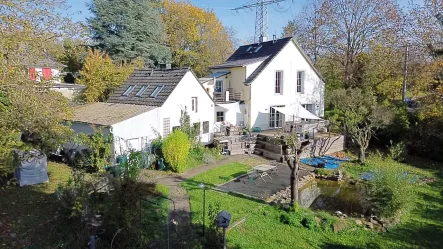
[301,156,350,169]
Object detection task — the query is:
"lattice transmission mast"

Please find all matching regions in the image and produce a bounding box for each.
[232,0,287,43]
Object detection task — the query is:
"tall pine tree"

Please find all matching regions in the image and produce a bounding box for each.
[88,0,171,66]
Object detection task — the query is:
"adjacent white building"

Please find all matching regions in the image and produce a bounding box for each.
[28,57,85,100]
[69,68,215,155]
[204,36,325,131]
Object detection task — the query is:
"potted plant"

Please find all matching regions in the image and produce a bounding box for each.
[242,127,250,135]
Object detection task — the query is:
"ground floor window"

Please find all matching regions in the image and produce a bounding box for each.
[216,111,224,122]
[193,122,201,135]
[269,106,284,128]
[163,117,170,136]
[203,121,209,133]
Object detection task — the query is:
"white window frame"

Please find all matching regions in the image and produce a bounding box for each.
[275,71,283,95]
[202,121,209,134]
[163,117,170,137]
[297,71,305,93]
[191,97,198,113]
[216,111,224,122]
[150,85,163,98]
[123,85,136,96]
[215,80,223,93]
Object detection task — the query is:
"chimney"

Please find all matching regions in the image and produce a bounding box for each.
[259,35,268,43]
[272,34,276,43]
[159,63,172,70]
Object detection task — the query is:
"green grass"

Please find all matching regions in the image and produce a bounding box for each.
[183,158,443,249]
[0,162,73,248]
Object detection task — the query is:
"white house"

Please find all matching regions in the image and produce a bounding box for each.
[28,57,85,100]
[205,36,325,131]
[69,68,215,155]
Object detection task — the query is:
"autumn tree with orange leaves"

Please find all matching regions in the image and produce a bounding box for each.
[162,0,234,77]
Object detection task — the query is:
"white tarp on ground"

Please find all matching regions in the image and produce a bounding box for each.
[272,104,321,120]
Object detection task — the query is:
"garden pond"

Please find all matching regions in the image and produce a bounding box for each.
[298,180,371,216]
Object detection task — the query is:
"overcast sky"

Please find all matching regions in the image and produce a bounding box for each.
[66,0,419,44]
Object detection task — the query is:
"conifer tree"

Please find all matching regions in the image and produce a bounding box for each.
[88,0,171,66]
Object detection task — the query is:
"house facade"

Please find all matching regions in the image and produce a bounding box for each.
[206,37,325,131]
[28,57,85,100]
[70,68,215,155]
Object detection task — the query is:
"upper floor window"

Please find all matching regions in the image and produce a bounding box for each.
[191,97,198,112]
[297,71,305,93]
[150,85,163,98]
[275,71,283,94]
[123,85,136,96]
[215,80,223,93]
[135,85,148,97]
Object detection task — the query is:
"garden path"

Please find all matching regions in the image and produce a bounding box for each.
[151,154,261,248]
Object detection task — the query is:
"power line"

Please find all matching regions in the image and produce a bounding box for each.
[232,0,288,43]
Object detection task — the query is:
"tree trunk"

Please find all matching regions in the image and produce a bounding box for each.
[359,146,366,163]
[290,167,296,206]
[289,161,300,206]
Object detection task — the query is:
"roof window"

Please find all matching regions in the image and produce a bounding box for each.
[246,46,253,52]
[123,85,136,96]
[135,85,149,97]
[254,45,263,52]
[150,85,164,98]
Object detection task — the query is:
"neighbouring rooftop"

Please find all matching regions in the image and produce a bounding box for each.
[71,102,156,126]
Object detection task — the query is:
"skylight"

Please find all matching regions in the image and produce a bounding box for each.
[150,85,164,98]
[246,46,253,52]
[254,45,262,52]
[135,85,149,97]
[122,85,136,96]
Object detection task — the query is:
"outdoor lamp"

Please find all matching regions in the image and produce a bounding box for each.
[198,183,206,237]
[216,210,232,249]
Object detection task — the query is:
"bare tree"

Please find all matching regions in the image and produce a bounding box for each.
[321,0,402,88]
[282,132,311,206]
[311,130,341,157]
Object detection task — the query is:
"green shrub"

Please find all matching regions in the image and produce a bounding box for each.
[302,215,317,230]
[316,168,330,177]
[151,138,163,157]
[162,130,190,173]
[202,151,216,164]
[364,158,416,218]
[388,140,407,162]
[280,206,304,227]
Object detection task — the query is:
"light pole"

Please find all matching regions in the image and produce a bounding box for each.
[198,183,206,237]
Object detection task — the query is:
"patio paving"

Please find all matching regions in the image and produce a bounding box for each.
[218,162,315,200]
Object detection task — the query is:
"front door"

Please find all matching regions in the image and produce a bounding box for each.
[269,106,284,129]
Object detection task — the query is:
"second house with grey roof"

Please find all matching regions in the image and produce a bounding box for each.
[70,67,215,154]
[202,36,325,131]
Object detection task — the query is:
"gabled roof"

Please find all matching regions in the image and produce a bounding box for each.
[108,68,189,107]
[71,102,155,126]
[210,37,324,84]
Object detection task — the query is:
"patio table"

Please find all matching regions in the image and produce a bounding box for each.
[253,164,276,182]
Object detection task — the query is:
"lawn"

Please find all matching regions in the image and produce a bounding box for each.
[182,157,443,249]
[0,162,73,248]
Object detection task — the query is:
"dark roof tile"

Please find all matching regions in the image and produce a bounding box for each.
[107,68,189,107]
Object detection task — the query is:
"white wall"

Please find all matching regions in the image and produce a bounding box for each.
[201,79,214,98]
[111,108,161,154]
[249,41,325,130]
[161,71,215,144]
[35,67,62,84]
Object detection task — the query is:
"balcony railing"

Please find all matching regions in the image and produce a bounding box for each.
[213,88,242,103]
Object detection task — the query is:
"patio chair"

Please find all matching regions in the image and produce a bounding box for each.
[247,170,257,185]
